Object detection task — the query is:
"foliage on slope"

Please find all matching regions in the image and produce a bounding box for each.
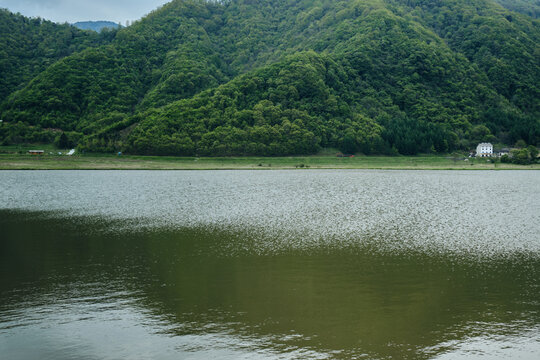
[0,0,538,154]
[1,1,227,131]
[0,9,109,102]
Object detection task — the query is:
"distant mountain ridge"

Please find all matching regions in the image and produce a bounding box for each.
[494,0,540,18]
[73,21,122,32]
[0,0,538,155]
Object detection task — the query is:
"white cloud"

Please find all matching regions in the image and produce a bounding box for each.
[0,0,171,23]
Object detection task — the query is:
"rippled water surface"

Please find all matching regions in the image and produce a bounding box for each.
[1,170,539,359]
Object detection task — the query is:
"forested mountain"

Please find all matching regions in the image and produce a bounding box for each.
[0,9,111,102]
[73,21,122,32]
[0,0,538,155]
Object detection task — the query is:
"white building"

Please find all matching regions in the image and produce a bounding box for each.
[476,143,493,157]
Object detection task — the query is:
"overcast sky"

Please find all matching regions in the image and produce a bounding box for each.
[0,0,171,24]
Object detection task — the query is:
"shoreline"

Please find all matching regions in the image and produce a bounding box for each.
[1,154,538,170]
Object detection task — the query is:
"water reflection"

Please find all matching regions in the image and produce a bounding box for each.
[1,170,538,257]
[1,209,539,359]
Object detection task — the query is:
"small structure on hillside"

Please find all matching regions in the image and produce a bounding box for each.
[497,148,510,157]
[67,149,76,156]
[28,150,44,155]
[476,143,493,157]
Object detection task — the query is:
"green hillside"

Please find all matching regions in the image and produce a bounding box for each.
[0,9,110,101]
[0,0,538,155]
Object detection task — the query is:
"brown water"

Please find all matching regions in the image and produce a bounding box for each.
[0,170,539,359]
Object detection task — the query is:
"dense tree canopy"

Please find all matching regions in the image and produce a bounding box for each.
[0,9,110,102]
[0,0,538,155]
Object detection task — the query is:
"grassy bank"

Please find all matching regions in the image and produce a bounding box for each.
[0,152,538,170]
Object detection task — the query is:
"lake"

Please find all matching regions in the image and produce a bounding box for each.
[1,170,539,359]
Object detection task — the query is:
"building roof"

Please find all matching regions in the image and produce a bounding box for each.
[477,143,493,147]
